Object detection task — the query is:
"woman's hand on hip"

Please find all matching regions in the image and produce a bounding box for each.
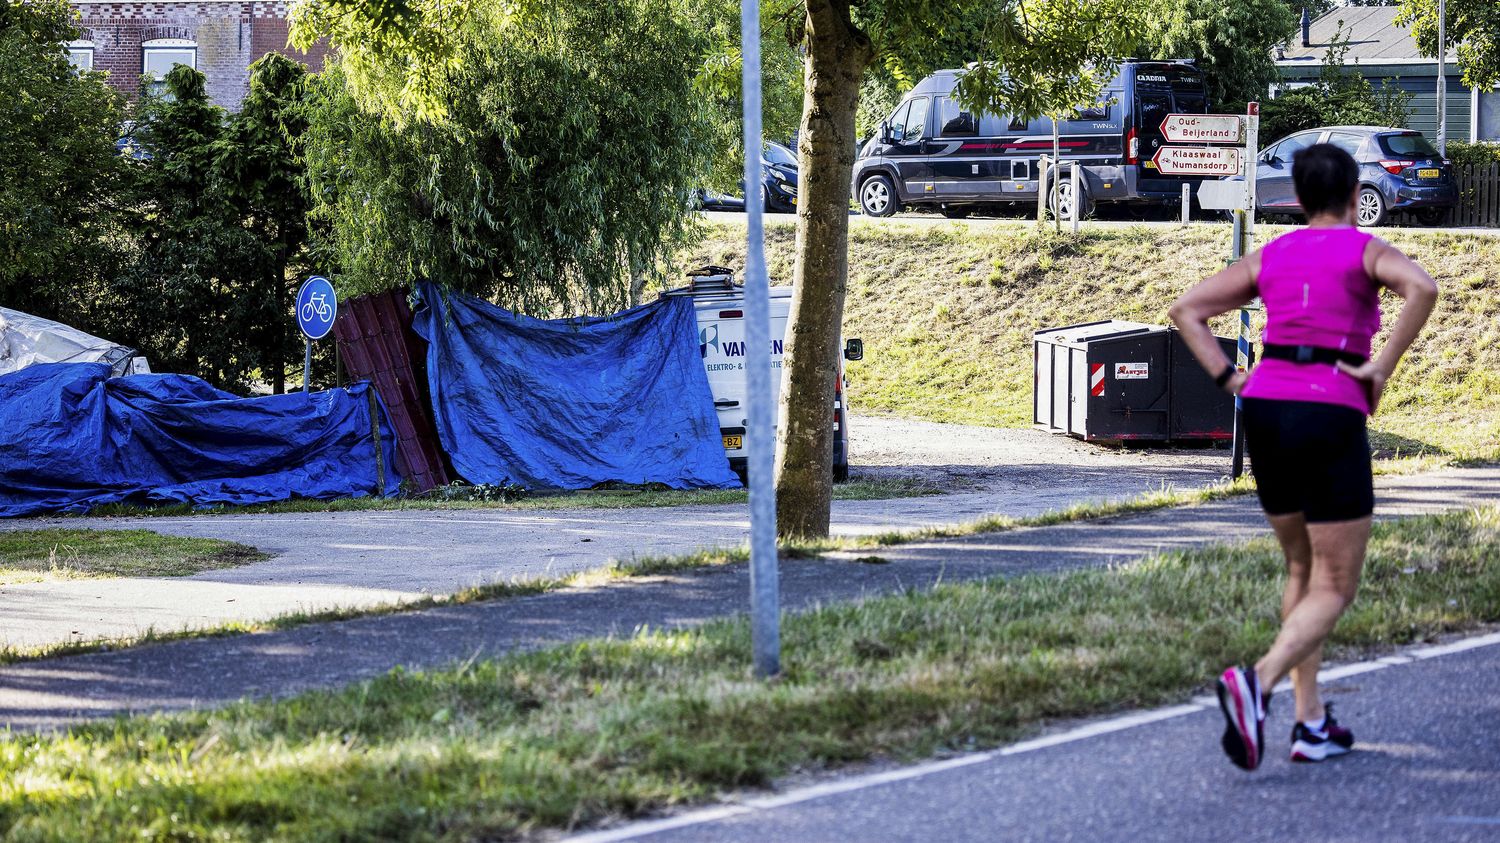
[1223,370,1249,396]
[1336,360,1388,411]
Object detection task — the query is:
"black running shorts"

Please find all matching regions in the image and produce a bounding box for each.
[1241,397,1374,523]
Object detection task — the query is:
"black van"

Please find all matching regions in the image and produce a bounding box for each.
[851,61,1211,218]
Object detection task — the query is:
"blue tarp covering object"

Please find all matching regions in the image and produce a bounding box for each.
[0,363,400,517]
[412,283,740,491]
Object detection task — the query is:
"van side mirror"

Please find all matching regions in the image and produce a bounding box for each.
[843,338,864,361]
[879,121,892,145]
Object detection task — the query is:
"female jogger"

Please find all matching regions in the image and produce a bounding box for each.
[1168,143,1438,770]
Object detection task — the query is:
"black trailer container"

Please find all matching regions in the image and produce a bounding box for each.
[1033,319,1245,443]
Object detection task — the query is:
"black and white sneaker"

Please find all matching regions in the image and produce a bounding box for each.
[1291,703,1355,762]
[1216,666,1266,771]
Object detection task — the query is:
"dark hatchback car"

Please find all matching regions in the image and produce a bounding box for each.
[759,141,799,213]
[691,141,799,214]
[1246,126,1455,226]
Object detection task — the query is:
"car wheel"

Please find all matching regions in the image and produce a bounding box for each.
[859,174,898,217]
[833,463,849,483]
[1414,207,1446,227]
[1356,187,1387,227]
[940,205,971,219]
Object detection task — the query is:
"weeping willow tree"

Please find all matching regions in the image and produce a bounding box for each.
[301,0,712,313]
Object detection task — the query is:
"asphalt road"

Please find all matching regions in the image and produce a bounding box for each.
[572,633,1500,843]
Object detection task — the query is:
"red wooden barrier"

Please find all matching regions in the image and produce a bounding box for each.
[333,289,451,492]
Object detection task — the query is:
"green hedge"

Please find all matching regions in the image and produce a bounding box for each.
[1446,140,1500,169]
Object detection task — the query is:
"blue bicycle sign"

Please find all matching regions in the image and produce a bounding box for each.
[296,276,338,341]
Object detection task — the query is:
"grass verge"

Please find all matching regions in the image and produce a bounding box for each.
[0,529,263,585]
[3,506,1496,841]
[681,220,1500,462]
[66,477,938,519]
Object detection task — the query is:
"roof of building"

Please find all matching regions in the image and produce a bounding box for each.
[1275,6,1454,67]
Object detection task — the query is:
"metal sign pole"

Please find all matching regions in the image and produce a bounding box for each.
[1229,103,1259,480]
[741,0,780,678]
[1051,118,1061,234]
[303,339,312,394]
[1437,0,1447,155]
[1036,156,1050,226]
[1070,164,1081,234]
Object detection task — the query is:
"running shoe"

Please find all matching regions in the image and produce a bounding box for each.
[1290,703,1355,762]
[1216,666,1266,770]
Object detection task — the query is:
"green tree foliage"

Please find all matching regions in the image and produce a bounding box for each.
[216,54,314,393]
[1397,0,1500,89]
[691,0,804,191]
[117,62,313,391]
[1140,0,1298,107]
[117,66,268,388]
[302,1,710,314]
[0,0,126,318]
[1259,28,1414,141]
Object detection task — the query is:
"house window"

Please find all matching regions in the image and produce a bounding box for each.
[67,40,94,71]
[142,38,196,95]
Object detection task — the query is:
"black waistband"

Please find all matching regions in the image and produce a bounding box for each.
[1262,343,1367,367]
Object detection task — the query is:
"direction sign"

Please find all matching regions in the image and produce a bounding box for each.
[296,276,338,341]
[1151,146,1241,177]
[1160,113,1244,144]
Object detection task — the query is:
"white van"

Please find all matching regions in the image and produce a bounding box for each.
[664,266,861,484]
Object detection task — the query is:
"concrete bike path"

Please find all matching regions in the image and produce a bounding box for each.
[0,448,1225,651]
[576,631,1500,843]
[2,467,1496,733]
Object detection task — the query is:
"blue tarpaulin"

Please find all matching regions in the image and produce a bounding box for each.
[412,284,740,491]
[0,362,399,517]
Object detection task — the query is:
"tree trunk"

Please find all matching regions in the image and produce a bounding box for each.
[774,0,872,538]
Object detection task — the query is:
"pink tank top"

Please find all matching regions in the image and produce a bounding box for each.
[1240,227,1380,414]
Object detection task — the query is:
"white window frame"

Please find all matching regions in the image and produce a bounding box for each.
[1269,81,1312,99]
[67,40,95,71]
[142,38,197,81]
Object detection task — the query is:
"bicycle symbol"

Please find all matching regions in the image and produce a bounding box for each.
[300,293,332,323]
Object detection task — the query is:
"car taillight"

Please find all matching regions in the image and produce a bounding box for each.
[1126,127,1139,164]
[1379,160,1413,175]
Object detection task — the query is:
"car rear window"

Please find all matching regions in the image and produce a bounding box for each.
[763,142,796,167]
[1379,133,1439,157]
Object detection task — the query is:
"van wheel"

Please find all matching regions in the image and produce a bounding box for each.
[860,174,899,217]
[1048,175,1093,220]
[1356,187,1387,227]
[833,463,849,483]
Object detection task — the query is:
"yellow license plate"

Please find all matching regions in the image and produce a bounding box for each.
[722,435,743,450]
[1418,168,1440,179]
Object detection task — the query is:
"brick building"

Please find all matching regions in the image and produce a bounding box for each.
[66,1,329,110]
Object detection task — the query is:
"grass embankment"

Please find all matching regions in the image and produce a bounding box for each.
[4,506,1497,841]
[682,220,1500,460]
[0,529,263,585]
[72,477,935,519]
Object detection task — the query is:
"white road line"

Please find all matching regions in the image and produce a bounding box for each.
[564,629,1500,842]
[1406,630,1500,660]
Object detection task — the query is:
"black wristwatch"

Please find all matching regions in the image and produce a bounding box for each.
[1214,364,1236,389]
